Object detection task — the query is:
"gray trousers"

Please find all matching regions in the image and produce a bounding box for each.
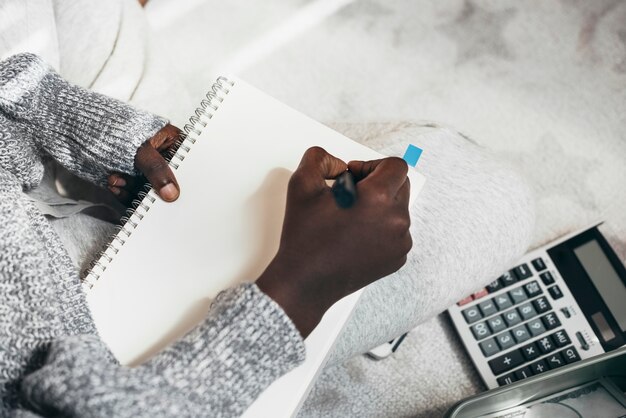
[326,123,534,365]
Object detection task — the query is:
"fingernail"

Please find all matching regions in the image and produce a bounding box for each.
[160,183,179,201]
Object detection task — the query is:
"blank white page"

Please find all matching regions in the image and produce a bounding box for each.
[86,77,425,416]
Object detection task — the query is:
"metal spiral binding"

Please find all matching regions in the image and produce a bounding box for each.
[82,77,235,290]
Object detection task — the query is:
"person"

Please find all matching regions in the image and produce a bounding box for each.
[0,1,535,416]
[1,52,412,416]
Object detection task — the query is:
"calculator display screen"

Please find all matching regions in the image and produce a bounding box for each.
[574,240,626,334]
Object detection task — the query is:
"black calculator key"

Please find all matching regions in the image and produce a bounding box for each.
[537,336,555,354]
[487,315,507,333]
[515,366,534,380]
[489,349,525,375]
[552,330,571,347]
[508,287,528,304]
[503,309,522,327]
[527,318,546,336]
[530,359,549,375]
[542,312,561,330]
[518,302,537,320]
[462,305,482,324]
[494,294,513,310]
[478,299,498,317]
[500,271,517,287]
[486,279,503,293]
[532,296,551,313]
[561,346,581,364]
[521,342,540,361]
[497,372,517,386]
[511,324,531,343]
[548,285,564,300]
[531,258,547,272]
[524,281,542,298]
[479,338,500,357]
[496,331,515,350]
[539,271,555,286]
[513,264,533,280]
[546,352,565,369]
[471,321,491,340]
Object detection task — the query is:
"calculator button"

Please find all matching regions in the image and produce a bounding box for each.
[486,279,503,293]
[473,288,489,300]
[515,366,534,380]
[530,359,549,375]
[524,281,542,298]
[494,294,513,310]
[503,309,522,327]
[521,342,540,361]
[542,312,561,330]
[532,296,551,314]
[511,324,531,343]
[552,330,571,347]
[548,285,564,300]
[576,332,590,351]
[539,271,555,286]
[513,264,533,280]
[531,258,547,272]
[487,315,507,333]
[500,271,517,288]
[479,338,500,357]
[457,295,473,306]
[561,346,581,364]
[518,302,537,320]
[546,352,565,369]
[497,372,517,386]
[527,318,546,336]
[496,331,515,350]
[537,336,556,354]
[462,306,482,324]
[471,322,491,340]
[508,287,528,304]
[489,349,525,375]
[478,299,498,317]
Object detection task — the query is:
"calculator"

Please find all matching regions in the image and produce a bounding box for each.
[448,224,626,389]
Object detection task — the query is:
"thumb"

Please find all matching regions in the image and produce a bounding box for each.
[135,143,180,202]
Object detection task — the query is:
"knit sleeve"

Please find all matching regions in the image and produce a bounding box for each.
[19,284,306,417]
[0,53,167,186]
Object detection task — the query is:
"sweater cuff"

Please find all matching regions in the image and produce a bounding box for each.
[146,283,306,413]
[0,53,167,186]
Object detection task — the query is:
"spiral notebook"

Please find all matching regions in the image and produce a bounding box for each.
[84,77,425,417]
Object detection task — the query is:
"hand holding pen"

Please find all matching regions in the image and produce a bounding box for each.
[257,146,411,337]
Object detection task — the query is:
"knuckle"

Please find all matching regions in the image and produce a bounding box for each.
[385,157,408,175]
[368,190,392,206]
[304,146,326,161]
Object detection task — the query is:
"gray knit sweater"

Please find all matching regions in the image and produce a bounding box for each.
[0,53,305,417]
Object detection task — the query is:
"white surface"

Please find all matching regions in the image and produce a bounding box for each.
[86,78,424,416]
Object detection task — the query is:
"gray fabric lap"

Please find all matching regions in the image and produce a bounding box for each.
[328,126,534,364]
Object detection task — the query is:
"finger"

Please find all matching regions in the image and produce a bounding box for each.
[396,176,411,206]
[135,143,180,202]
[349,157,408,196]
[149,124,182,152]
[108,174,127,188]
[292,147,347,195]
[347,159,385,182]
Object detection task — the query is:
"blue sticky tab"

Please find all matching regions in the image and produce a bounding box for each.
[403,144,423,167]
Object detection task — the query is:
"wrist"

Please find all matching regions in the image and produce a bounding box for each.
[256,261,330,338]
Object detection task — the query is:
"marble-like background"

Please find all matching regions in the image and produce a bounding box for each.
[145,0,626,416]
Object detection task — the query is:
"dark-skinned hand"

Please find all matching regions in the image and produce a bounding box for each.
[256,146,412,338]
[108,124,181,204]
